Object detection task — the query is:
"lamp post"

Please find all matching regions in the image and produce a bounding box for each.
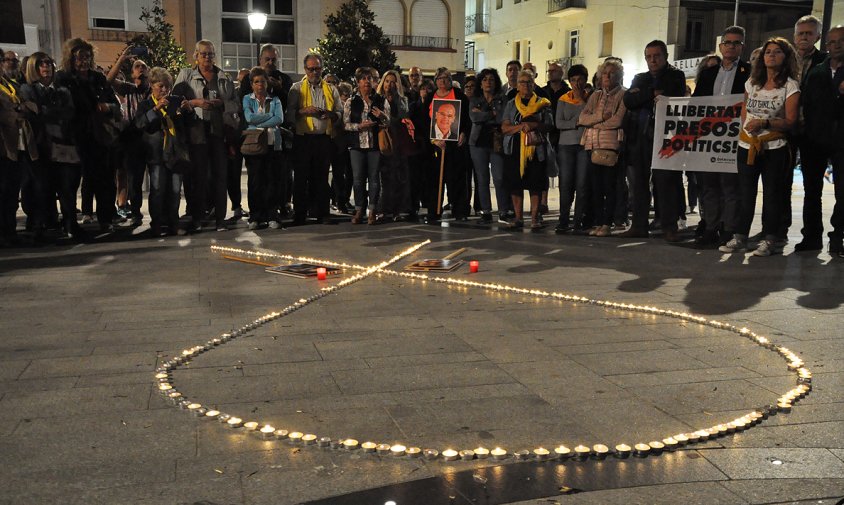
[248,12,268,64]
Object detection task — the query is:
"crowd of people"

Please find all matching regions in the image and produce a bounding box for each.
[0,14,841,257]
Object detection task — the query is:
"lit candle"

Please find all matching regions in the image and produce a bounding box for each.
[289,432,304,443]
[275,429,289,439]
[554,445,571,460]
[474,447,490,459]
[574,445,590,461]
[648,441,665,454]
[260,425,275,439]
[204,410,220,420]
[390,444,406,457]
[423,448,439,460]
[343,439,359,450]
[376,443,391,455]
[695,429,710,441]
[533,447,550,461]
[591,444,609,459]
[491,447,507,460]
[673,434,689,445]
[227,417,243,428]
[407,447,421,458]
[302,434,317,445]
[614,444,631,458]
[155,373,169,380]
[661,438,678,451]
[777,401,792,413]
[243,421,259,431]
[442,449,459,461]
[316,267,327,280]
[633,443,650,457]
[187,403,202,414]
[460,449,475,461]
[361,441,377,453]
[684,432,700,444]
[469,260,479,273]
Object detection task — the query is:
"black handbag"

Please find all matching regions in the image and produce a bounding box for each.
[241,129,268,156]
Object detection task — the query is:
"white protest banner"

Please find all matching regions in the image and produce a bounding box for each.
[651,94,743,173]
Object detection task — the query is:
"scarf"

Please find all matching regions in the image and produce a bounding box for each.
[514,93,550,176]
[0,77,19,104]
[297,77,334,134]
[559,90,583,105]
[739,128,787,165]
[153,94,176,150]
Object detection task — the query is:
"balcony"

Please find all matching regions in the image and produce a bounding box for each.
[386,35,457,51]
[547,0,586,16]
[89,28,148,42]
[465,14,489,36]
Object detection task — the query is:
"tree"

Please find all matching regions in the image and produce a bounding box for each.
[125,0,188,75]
[316,0,397,81]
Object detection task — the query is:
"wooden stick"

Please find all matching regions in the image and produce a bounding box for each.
[442,248,467,260]
[435,142,446,216]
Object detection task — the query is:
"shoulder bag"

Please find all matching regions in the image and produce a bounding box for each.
[241,128,268,156]
[378,127,393,156]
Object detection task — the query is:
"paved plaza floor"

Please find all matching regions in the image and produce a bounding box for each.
[1,175,843,505]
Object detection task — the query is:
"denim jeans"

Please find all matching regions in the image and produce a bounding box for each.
[148,164,182,229]
[736,146,792,239]
[469,146,505,214]
[349,148,381,211]
[556,144,589,228]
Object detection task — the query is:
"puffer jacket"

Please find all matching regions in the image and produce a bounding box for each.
[579,85,627,151]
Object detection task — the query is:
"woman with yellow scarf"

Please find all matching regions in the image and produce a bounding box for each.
[500,70,553,230]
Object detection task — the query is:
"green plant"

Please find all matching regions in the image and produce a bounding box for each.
[316,0,397,81]
[124,0,188,75]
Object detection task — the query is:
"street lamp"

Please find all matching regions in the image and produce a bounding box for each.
[248,12,268,63]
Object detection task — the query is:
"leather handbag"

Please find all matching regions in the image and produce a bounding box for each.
[524,130,545,146]
[591,148,619,167]
[378,127,393,156]
[241,129,268,156]
[492,127,504,154]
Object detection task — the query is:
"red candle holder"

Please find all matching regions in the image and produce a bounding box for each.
[316,267,327,280]
[469,260,479,273]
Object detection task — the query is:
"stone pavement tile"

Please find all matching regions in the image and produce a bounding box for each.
[534,324,666,346]
[745,311,840,341]
[0,383,150,420]
[104,317,211,331]
[498,359,630,404]
[315,334,474,361]
[2,319,107,336]
[307,326,456,343]
[0,360,29,380]
[167,339,322,368]
[570,349,711,376]
[0,346,95,362]
[365,351,487,369]
[553,339,677,356]
[242,358,369,377]
[20,352,158,379]
[625,380,780,416]
[331,362,515,396]
[605,366,762,388]
[715,421,844,449]
[699,447,844,479]
[456,334,567,364]
[90,344,182,356]
[720,478,844,505]
[679,346,791,377]
[504,481,744,505]
[748,372,844,405]
[173,371,341,405]
[832,448,844,462]
[0,376,78,395]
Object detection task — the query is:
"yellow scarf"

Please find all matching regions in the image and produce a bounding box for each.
[0,77,19,104]
[739,128,787,166]
[559,90,583,105]
[514,93,550,176]
[153,94,176,150]
[297,77,334,135]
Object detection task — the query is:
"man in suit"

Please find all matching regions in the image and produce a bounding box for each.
[800,25,844,255]
[692,25,751,247]
[432,101,459,140]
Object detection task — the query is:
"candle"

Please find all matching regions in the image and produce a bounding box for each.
[491,447,507,460]
[187,403,202,413]
[442,449,459,461]
[423,448,439,460]
[633,443,650,457]
[289,432,304,443]
[302,434,317,445]
[330,438,343,449]
[648,441,665,454]
[661,438,678,451]
[316,267,327,280]
[218,414,231,424]
[554,445,571,460]
[474,447,490,459]
[390,444,406,457]
[204,410,220,420]
[376,443,391,455]
[243,421,259,432]
[275,429,289,439]
[673,434,689,445]
[460,449,475,461]
[514,449,530,460]
[168,392,182,404]
[777,401,792,413]
[684,432,701,444]
[362,442,377,453]
[260,425,275,439]
[343,439,359,450]
[591,444,609,459]
[227,417,243,428]
[469,260,479,273]
[318,437,332,448]
[614,444,631,458]
[407,447,421,458]
[574,445,590,461]
[695,429,710,441]
[533,447,550,461]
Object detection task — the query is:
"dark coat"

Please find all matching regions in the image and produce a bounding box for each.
[134,97,194,170]
[692,60,751,97]
[623,64,686,145]
[800,57,844,153]
[53,69,120,145]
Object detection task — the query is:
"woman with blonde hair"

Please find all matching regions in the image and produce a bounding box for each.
[376,69,414,221]
[174,39,239,232]
[720,37,799,256]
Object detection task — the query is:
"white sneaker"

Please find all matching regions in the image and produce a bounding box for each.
[80,213,94,224]
[719,237,746,253]
[248,221,259,230]
[678,218,688,231]
[753,239,773,257]
[268,220,280,229]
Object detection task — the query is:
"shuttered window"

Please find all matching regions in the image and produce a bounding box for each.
[369,0,404,36]
[411,0,448,38]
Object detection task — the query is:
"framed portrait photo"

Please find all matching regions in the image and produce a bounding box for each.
[430,98,461,142]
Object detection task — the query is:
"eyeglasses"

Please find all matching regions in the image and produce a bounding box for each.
[720,40,744,47]
[305,66,322,73]
[198,52,215,58]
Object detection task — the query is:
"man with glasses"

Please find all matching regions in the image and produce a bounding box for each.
[798,26,844,255]
[2,51,21,82]
[692,25,751,247]
[287,52,342,225]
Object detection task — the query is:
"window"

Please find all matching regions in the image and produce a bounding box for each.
[526,40,531,62]
[223,0,290,15]
[513,40,521,61]
[600,21,613,57]
[88,0,154,32]
[496,0,502,9]
[411,0,448,38]
[222,0,248,12]
[514,0,521,4]
[568,29,580,57]
[221,0,296,73]
[686,17,704,51]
